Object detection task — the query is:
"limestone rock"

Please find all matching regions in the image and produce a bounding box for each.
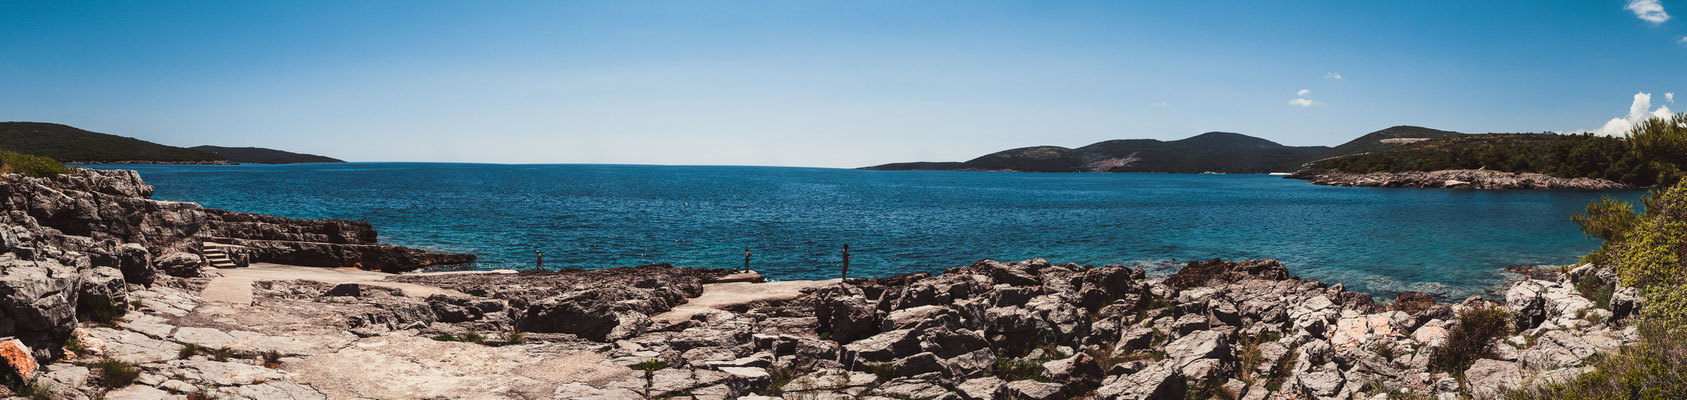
[0,258,80,347]
[77,266,129,321]
[1095,361,1185,400]
[1464,359,1521,399]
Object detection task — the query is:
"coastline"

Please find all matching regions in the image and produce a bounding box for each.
[1285,169,1633,190]
[0,167,1642,399]
[16,255,1638,399]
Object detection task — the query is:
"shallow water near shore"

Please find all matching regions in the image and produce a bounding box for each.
[85,163,1645,300]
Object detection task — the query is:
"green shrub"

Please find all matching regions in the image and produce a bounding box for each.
[1504,322,1687,399]
[262,350,283,368]
[461,331,484,344]
[503,329,525,345]
[1428,307,1510,375]
[89,358,140,388]
[0,151,70,178]
[989,352,1048,382]
[178,343,203,359]
[210,347,234,362]
[1574,275,1614,310]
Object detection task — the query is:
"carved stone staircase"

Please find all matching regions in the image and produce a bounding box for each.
[202,242,240,268]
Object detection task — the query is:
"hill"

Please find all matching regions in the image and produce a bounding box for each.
[0,122,226,163]
[1320,125,1465,158]
[864,132,1331,173]
[1302,133,1667,186]
[191,146,345,164]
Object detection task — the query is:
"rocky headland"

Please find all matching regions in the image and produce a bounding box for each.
[0,168,1646,400]
[1286,169,1633,190]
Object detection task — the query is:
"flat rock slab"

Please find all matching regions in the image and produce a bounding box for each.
[654,279,841,323]
[202,263,472,305]
[88,327,182,364]
[174,327,238,349]
[287,335,633,399]
[104,384,175,400]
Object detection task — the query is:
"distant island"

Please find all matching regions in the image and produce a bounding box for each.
[863,124,1685,190]
[864,132,1331,173]
[190,145,344,164]
[0,122,341,164]
[863,126,1464,174]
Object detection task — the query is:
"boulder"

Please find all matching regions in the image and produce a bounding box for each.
[816,286,880,343]
[1095,361,1185,400]
[76,266,129,321]
[1165,259,1290,289]
[1504,280,1548,331]
[113,243,153,285]
[956,376,1005,400]
[1296,369,1345,399]
[153,251,205,278]
[841,329,922,365]
[893,352,950,377]
[515,288,655,341]
[0,258,80,348]
[1004,380,1067,400]
[1392,291,1436,315]
[1041,353,1102,385]
[1609,286,1643,321]
[0,338,35,381]
[1171,313,1209,336]
[1464,359,1521,399]
[324,283,364,297]
[874,372,956,400]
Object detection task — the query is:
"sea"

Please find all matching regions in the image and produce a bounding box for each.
[82,163,1647,300]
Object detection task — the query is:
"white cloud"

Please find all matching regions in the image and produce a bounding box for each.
[1627,0,1670,24]
[1670,92,1677,103]
[1290,89,1321,107]
[1149,101,1169,107]
[1679,36,1687,46]
[1594,92,1674,136]
[1323,72,1342,80]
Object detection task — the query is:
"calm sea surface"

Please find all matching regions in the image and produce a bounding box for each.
[84,163,1644,300]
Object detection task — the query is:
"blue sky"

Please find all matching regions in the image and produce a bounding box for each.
[3,1,1685,166]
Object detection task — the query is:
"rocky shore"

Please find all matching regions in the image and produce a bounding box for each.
[4,256,1641,400]
[0,168,1646,399]
[1286,169,1632,190]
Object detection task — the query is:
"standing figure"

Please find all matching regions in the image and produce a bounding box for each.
[841,244,851,280]
[536,250,545,271]
[743,248,752,272]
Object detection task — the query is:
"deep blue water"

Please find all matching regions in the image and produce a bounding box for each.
[84,163,1644,300]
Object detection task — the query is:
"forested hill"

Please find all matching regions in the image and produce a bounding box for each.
[863,132,1331,173]
[1320,125,1465,158]
[190,146,345,164]
[0,122,226,163]
[1303,133,1676,187]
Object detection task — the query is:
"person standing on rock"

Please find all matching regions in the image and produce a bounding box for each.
[841,244,851,280]
[536,250,545,271]
[743,248,751,272]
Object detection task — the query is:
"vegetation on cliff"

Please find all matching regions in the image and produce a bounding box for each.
[1515,117,1687,398]
[0,150,70,177]
[0,122,226,163]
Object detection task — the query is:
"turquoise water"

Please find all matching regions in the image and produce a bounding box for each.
[85,163,1644,300]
